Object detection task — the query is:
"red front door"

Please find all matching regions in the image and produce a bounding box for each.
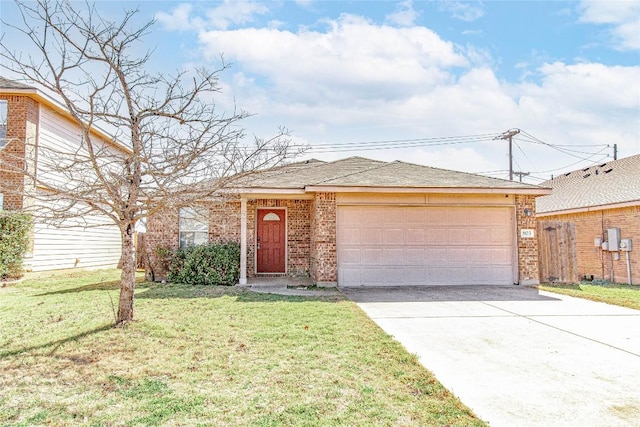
[257,209,286,273]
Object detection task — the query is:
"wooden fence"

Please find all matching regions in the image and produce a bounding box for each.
[537,220,578,283]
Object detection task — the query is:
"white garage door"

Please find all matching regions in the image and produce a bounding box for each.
[337,206,515,286]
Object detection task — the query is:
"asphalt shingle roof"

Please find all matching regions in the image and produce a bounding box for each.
[536,154,640,214]
[241,156,546,191]
[0,77,35,90]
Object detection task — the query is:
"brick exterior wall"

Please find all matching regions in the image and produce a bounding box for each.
[0,94,39,210]
[310,192,337,285]
[540,205,639,284]
[145,199,313,281]
[145,192,541,287]
[516,194,540,285]
[247,199,312,277]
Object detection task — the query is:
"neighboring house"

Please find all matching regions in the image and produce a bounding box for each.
[146,157,550,287]
[0,77,123,272]
[536,155,640,284]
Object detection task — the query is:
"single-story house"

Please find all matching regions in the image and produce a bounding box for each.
[0,77,124,272]
[146,156,550,287]
[536,154,639,284]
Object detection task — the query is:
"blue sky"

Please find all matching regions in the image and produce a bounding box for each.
[3,0,639,182]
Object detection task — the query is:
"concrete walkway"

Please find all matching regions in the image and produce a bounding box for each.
[342,285,640,427]
[246,277,342,297]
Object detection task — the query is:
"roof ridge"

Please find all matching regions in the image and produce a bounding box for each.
[392,160,544,189]
[312,157,389,185]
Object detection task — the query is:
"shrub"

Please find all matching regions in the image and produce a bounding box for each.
[0,211,32,279]
[168,242,240,286]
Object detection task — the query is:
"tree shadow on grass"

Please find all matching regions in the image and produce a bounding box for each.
[34,278,144,297]
[134,283,344,303]
[0,323,113,358]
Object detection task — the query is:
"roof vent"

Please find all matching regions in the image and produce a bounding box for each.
[583,173,591,178]
[582,167,590,171]
[599,163,607,167]
[603,168,613,174]
[564,172,571,176]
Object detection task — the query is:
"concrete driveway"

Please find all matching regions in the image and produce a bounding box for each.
[342,285,640,427]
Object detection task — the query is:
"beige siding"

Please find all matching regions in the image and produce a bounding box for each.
[24,106,122,271]
[26,211,121,271]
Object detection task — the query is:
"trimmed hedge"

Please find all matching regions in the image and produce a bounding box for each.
[168,242,240,286]
[0,211,32,279]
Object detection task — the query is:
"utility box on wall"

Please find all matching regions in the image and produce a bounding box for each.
[607,228,621,251]
[620,238,633,252]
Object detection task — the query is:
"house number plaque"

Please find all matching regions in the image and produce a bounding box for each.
[520,229,535,238]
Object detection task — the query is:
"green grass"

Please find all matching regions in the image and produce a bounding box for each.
[538,282,640,310]
[0,270,485,426]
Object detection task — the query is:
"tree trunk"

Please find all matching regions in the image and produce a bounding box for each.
[117,223,136,325]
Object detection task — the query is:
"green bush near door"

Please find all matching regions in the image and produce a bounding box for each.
[167,242,240,286]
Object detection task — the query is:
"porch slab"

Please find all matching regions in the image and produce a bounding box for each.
[246,276,342,296]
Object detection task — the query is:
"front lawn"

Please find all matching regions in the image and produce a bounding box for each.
[0,270,485,426]
[538,282,640,310]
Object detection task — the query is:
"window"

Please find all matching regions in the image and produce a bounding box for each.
[0,100,7,148]
[179,207,209,248]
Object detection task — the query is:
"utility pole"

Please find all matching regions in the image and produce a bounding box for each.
[495,129,520,181]
[513,171,530,183]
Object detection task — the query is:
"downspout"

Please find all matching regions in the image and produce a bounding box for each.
[626,251,632,285]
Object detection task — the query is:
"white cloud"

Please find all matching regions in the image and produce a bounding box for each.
[578,0,640,50]
[198,14,468,106]
[438,1,485,22]
[155,3,200,31]
[385,0,419,27]
[156,1,270,31]
[205,0,269,30]
[160,7,638,179]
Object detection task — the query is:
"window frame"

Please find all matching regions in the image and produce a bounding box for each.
[0,100,7,149]
[178,206,209,249]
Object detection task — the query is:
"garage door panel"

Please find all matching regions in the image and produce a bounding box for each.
[383,248,404,264]
[448,228,468,245]
[362,248,383,264]
[341,248,361,264]
[362,229,382,244]
[338,206,515,286]
[341,227,361,244]
[405,248,426,264]
[406,229,426,244]
[384,229,404,244]
[426,229,447,244]
[361,267,386,283]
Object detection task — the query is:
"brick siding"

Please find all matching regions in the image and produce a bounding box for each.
[145,198,313,281]
[310,192,337,284]
[0,94,39,210]
[516,194,540,285]
[247,199,312,277]
[540,205,639,284]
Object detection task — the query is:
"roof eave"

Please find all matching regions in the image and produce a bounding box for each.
[1,86,132,155]
[304,185,552,195]
[537,199,640,216]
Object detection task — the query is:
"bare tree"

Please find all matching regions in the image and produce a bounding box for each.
[1,0,299,324]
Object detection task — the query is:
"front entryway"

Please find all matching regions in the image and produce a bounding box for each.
[256,208,286,273]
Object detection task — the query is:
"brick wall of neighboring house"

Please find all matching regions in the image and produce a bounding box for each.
[247,199,312,277]
[310,192,337,285]
[540,205,639,284]
[516,194,540,285]
[0,94,39,210]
